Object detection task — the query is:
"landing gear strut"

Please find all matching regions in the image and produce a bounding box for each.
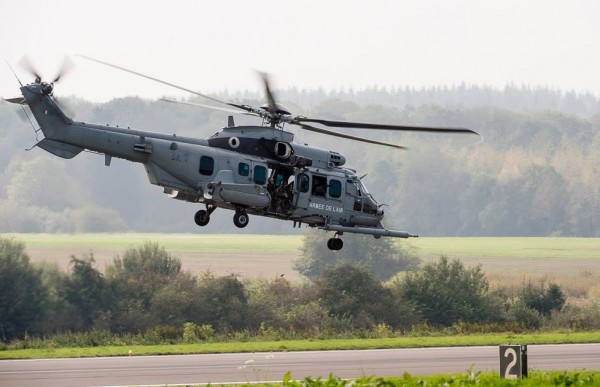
[194,205,216,227]
[327,233,343,250]
[233,208,249,228]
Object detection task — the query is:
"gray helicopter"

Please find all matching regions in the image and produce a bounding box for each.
[6,56,478,250]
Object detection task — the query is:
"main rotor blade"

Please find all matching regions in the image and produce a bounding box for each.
[160,98,258,116]
[76,55,251,112]
[299,123,407,150]
[296,118,478,135]
[258,71,278,113]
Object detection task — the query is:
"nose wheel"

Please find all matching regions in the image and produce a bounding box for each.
[327,236,343,250]
[233,208,249,228]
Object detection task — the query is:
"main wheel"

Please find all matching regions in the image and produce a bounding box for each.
[327,238,335,250]
[233,211,249,228]
[194,209,210,226]
[333,238,343,250]
[327,238,344,250]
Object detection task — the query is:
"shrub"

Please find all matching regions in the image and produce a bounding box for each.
[509,302,542,329]
[399,256,505,327]
[521,280,566,317]
[183,322,199,343]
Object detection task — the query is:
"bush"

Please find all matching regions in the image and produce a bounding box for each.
[198,274,249,331]
[183,322,199,343]
[398,256,505,327]
[546,301,600,331]
[521,280,566,317]
[285,301,330,334]
[316,263,396,328]
[509,302,542,330]
[0,238,47,341]
[183,322,215,342]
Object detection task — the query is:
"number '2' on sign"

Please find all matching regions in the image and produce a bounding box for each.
[499,345,527,379]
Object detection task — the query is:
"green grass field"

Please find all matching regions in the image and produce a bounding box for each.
[10,233,302,253]
[3,234,599,281]
[411,237,600,259]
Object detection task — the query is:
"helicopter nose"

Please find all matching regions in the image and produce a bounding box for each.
[377,207,384,217]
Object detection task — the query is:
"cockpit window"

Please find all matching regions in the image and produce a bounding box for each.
[358,180,370,195]
[363,202,377,215]
[346,179,361,196]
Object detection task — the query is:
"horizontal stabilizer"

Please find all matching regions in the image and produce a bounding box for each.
[37,138,83,159]
[4,97,27,105]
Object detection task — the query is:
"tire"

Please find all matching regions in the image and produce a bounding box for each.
[333,238,343,250]
[327,238,343,250]
[327,238,335,250]
[233,211,249,228]
[194,210,210,226]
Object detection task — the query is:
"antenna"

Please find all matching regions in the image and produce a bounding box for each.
[5,60,23,86]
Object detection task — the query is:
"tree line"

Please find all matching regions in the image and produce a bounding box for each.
[3,236,597,346]
[0,85,599,236]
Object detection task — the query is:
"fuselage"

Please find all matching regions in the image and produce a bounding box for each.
[18,82,393,233]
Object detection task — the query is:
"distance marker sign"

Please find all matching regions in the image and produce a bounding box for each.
[499,345,528,379]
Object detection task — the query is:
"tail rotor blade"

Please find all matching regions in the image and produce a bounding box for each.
[18,55,42,82]
[52,56,75,84]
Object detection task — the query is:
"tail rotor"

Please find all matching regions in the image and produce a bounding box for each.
[18,55,74,95]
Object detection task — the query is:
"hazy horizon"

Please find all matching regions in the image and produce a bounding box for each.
[1,0,599,103]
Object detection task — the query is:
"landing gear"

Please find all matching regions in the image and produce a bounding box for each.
[194,210,210,226]
[327,236,343,250]
[233,208,249,228]
[194,205,216,227]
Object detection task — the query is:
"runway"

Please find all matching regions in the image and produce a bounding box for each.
[1,344,598,386]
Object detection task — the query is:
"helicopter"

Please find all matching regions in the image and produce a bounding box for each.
[6,56,478,250]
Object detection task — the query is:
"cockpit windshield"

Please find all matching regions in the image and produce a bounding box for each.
[348,178,379,215]
[357,179,370,195]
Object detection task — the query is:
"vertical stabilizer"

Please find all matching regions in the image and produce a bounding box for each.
[19,83,72,140]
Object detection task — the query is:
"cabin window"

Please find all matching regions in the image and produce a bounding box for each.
[199,156,214,176]
[238,162,249,176]
[296,173,310,193]
[254,165,267,185]
[329,179,342,198]
[312,175,327,197]
[273,170,285,186]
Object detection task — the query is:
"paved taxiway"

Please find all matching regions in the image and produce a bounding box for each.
[1,344,599,386]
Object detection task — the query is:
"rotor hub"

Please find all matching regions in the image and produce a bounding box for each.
[41,82,54,95]
[260,102,291,116]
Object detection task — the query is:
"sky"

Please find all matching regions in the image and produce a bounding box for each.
[0,0,598,102]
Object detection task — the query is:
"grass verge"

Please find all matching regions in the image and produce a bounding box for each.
[1,331,598,360]
[279,370,600,386]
